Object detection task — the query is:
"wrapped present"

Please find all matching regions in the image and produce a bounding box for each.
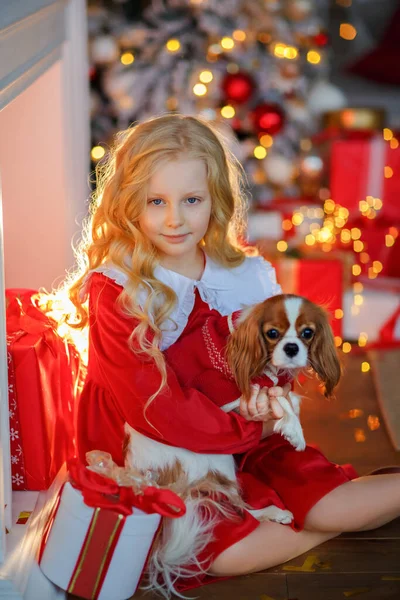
[330,135,400,222]
[343,282,400,343]
[6,289,83,490]
[343,216,400,279]
[379,306,400,346]
[273,257,343,337]
[312,111,386,190]
[247,210,283,241]
[39,452,186,600]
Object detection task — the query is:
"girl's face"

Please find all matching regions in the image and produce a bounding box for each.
[139,158,212,272]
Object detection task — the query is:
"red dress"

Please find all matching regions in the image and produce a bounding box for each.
[165,299,291,408]
[77,273,357,591]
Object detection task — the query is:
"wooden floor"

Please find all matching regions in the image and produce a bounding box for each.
[71,350,400,600]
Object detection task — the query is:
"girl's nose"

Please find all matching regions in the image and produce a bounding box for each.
[166,204,184,228]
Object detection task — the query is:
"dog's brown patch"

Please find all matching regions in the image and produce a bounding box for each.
[156,460,187,488]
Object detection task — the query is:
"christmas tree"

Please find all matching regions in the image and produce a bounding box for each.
[88,0,346,207]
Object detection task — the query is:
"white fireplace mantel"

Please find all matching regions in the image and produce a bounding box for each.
[0,1,65,111]
[0,0,90,597]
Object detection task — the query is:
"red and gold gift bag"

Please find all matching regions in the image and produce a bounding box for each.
[6,290,82,490]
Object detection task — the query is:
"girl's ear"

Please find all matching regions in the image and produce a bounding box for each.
[225,308,268,401]
[310,312,341,398]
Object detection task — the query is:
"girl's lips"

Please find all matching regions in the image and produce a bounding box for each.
[162,234,189,243]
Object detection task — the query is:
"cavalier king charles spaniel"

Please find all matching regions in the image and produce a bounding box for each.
[126,294,341,596]
[222,293,341,449]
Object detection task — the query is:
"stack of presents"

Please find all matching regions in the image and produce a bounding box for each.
[5,295,185,597]
[248,108,400,349]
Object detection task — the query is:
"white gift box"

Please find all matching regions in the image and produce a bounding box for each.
[247,205,323,244]
[343,288,400,342]
[247,210,283,241]
[39,481,161,600]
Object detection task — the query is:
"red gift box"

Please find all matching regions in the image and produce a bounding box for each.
[273,258,343,338]
[341,216,400,279]
[6,290,82,490]
[330,135,400,222]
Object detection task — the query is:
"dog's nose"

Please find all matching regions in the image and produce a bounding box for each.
[284,343,299,357]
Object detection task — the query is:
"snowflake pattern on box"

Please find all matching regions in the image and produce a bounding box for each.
[7,332,27,488]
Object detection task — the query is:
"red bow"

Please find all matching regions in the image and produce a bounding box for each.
[68,457,186,518]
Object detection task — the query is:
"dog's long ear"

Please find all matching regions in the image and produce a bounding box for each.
[310,309,341,398]
[225,305,268,401]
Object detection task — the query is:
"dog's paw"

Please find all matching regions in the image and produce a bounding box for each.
[290,429,306,451]
[284,428,306,451]
[269,508,294,524]
[274,418,306,452]
[249,505,294,524]
[295,438,306,451]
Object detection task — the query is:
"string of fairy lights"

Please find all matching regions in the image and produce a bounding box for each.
[90,26,326,164]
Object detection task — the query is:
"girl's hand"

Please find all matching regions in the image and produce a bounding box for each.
[268,382,292,402]
[239,384,284,422]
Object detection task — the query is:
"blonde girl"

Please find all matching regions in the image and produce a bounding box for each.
[67,114,400,595]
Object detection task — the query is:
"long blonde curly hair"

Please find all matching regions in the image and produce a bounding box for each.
[65,113,256,404]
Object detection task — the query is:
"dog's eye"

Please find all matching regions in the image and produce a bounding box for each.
[301,328,314,340]
[265,328,280,340]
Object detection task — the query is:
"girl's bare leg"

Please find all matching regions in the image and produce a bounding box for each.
[209,521,338,577]
[304,474,400,532]
[210,474,400,577]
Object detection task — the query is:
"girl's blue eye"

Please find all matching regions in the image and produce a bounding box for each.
[187,197,200,204]
[150,199,163,206]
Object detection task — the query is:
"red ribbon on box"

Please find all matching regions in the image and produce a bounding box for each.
[39,458,186,600]
[6,291,80,490]
[68,457,186,518]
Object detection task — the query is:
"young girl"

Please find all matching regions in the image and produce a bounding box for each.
[67,114,400,595]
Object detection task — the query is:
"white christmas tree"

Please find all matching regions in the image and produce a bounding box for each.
[88,0,346,206]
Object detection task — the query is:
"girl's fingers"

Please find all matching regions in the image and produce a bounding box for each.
[270,397,284,419]
[240,384,288,421]
[240,384,258,420]
[247,383,260,418]
[268,386,284,398]
[256,387,270,418]
[239,395,249,420]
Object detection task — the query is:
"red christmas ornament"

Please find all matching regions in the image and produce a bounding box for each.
[221,72,255,105]
[231,116,243,131]
[313,32,329,47]
[251,103,285,135]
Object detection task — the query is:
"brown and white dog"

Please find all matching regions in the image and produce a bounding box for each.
[126,294,341,596]
[223,293,341,446]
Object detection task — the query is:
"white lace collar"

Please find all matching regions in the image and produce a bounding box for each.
[87,253,281,350]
